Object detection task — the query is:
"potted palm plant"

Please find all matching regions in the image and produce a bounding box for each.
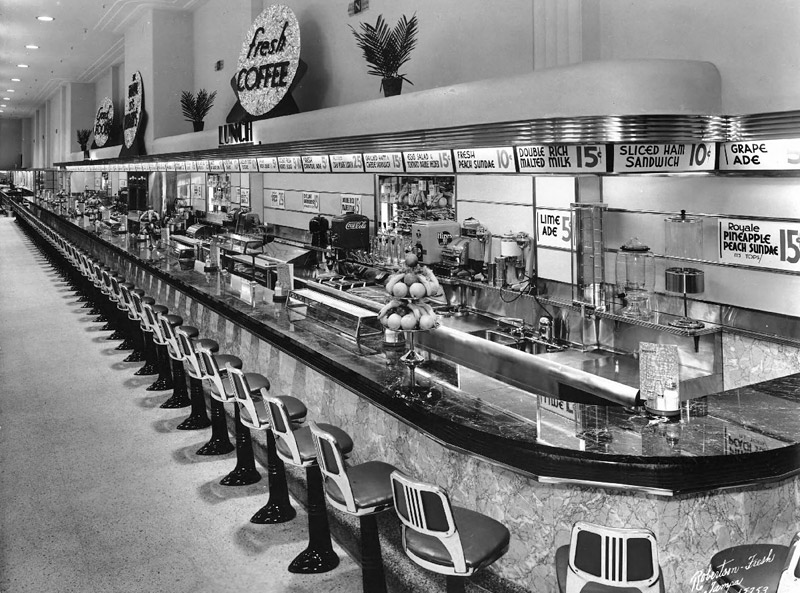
[76,128,92,159]
[180,89,217,131]
[350,13,418,97]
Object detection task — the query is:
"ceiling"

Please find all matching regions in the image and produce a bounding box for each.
[0,0,203,120]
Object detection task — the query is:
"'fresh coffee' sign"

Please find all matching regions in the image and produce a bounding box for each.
[235,5,300,117]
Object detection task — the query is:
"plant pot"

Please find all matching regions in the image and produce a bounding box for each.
[81,147,89,159]
[382,77,403,97]
[192,121,205,132]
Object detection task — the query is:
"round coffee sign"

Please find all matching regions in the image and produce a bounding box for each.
[123,71,143,149]
[235,5,300,117]
[93,97,114,148]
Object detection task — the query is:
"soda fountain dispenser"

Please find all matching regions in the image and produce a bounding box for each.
[664,210,705,329]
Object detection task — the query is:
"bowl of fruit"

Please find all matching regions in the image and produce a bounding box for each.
[378,253,441,332]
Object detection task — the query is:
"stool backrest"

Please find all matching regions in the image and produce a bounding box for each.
[176,328,202,378]
[778,531,800,593]
[308,420,357,514]
[566,521,661,592]
[130,291,145,325]
[226,366,269,430]
[158,316,181,359]
[92,263,103,287]
[118,284,135,318]
[195,345,231,402]
[109,275,122,304]
[141,302,159,336]
[389,470,467,574]
[101,269,112,295]
[264,395,302,465]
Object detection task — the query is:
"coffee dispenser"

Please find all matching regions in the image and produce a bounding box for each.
[664,210,705,328]
[615,237,655,320]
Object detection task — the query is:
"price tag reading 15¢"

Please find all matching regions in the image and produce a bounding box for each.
[536,209,572,249]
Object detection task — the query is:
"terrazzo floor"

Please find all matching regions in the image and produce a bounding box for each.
[0,214,361,593]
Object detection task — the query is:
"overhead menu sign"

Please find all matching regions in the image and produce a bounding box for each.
[196,161,210,172]
[270,190,285,210]
[302,155,331,172]
[454,147,516,173]
[302,192,320,213]
[223,159,240,172]
[330,153,364,172]
[517,144,608,173]
[174,161,186,172]
[718,139,800,171]
[613,143,715,173]
[157,162,167,171]
[364,152,404,173]
[165,162,176,171]
[209,160,224,172]
[719,217,800,272]
[239,158,258,172]
[278,156,302,172]
[536,208,572,249]
[257,157,279,172]
[185,161,197,171]
[403,150,454,173]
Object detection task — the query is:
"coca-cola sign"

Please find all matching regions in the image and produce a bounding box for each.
[345,221,367,230]
[235,5,300,117]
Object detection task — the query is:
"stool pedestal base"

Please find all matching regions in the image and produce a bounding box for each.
[134,331,159,375]
[177,377,212,430]
[146,345,173,391]
[288,465,339,574]
[196,398,234,455]
[220,406,261,486]
[250,430,295,524]
[160,360,191,408]
[360,514,388,593]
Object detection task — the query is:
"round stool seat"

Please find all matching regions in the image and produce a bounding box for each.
[122,281,135,290]
[164,314,183,327]
[323,460,398,512]
[214,354,242,370]
[178,325,199,339]
[152,305,168,316]
[141,296,155,306]
[404,506,511,574]
[276,424,353,466]
[196,338,219,353]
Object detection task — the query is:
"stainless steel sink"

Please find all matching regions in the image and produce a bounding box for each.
[468,328,522,348]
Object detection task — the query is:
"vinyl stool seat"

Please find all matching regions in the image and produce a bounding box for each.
[189,339,233,455]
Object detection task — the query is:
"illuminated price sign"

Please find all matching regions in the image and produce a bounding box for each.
[719,139,800,171]
[302,192,319,213]
[270,190,285,210]
[517,144,607,173]
[223,159,240,172]
[613,143,715,173]
[536,208,572,249]
[165,162,176,171]
[157,162,168,171]
[403,150,454,173]
[330,154,364,172]
[196,161,210,172]
[239,158,258,172]
[454,147,516,173]
[184,161,197,171]
[278,156,303,172]
[719,218,800,272]
[174,161,186,171]
[364,152,404,172]
[257,157,279,172]
[208,160,224,172]
[301,155,331,172]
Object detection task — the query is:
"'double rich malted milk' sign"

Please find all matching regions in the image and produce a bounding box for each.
[123,72,144,149]
[235,5,300,117]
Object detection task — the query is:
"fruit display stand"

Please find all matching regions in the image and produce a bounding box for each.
[377,254,443,401]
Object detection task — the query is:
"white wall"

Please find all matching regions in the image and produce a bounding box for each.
[588,0,800,113]
[152,10,194,139]
[0,119,23,169]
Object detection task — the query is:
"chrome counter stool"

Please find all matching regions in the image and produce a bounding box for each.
[156,312,191,409]
[131,292,159,374]
[265,395,353,574]
[142,302,173,392]
[190,338,233,453]
[310,421,398,593]
[390,470,511,593]
[196,343,262,485]
[173,326,212,431]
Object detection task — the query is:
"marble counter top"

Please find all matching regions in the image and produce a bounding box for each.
[20,201,800,495]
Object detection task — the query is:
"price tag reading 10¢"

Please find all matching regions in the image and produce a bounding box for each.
[536,209,572,249]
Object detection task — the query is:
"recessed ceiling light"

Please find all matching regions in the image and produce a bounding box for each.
[0,105,6,108]
[11,78,20,82]
[6,90,14,93]
[36,16,55,22]
[26,45,40,49]
[0,110,5,113]
[2,98,9,101]
[17,64,28,68]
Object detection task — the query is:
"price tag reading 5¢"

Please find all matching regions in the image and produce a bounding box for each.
[536,208,572,249]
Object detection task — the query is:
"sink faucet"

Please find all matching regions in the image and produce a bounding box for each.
[537,316,554,343]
